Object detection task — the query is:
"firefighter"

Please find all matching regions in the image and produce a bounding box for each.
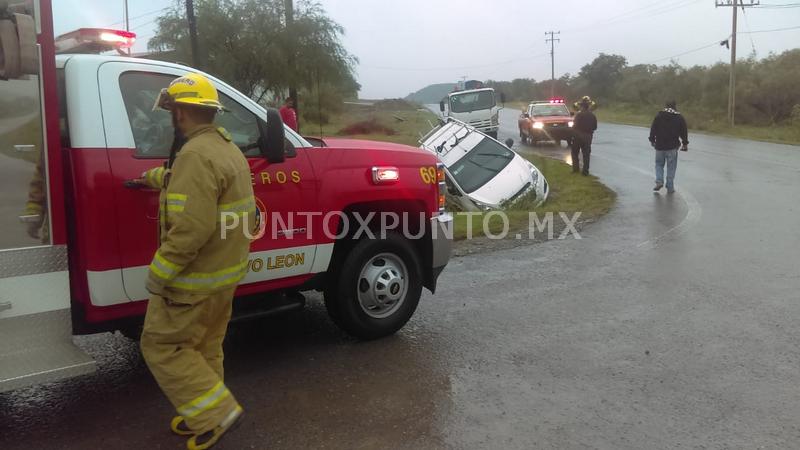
[138,73,256,450]
[570,96,598,176]
[23,152,48,243]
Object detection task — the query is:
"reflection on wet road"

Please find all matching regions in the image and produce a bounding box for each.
[2,111,800,449]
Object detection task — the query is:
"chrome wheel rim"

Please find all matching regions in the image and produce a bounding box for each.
[356,253,408,319]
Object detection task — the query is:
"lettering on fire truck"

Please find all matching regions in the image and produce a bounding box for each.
[250,170,302,186]
[247,253,306,272]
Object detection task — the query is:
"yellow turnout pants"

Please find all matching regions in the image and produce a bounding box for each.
[141,287,240,433]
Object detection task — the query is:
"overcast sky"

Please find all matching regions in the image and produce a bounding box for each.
[54,0,800,99]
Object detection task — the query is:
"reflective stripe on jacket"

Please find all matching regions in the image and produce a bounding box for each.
[146,125,256,295]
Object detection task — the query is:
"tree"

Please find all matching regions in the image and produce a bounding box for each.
[148,0,359,106]
[577,53,627,100]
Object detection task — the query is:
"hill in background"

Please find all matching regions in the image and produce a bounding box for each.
[405,83,454,105]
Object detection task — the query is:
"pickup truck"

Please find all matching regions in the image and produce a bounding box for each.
[0,17,453,392]
[518,99,574,147]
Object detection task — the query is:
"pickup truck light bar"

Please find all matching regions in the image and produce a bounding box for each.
[55,28,136,55]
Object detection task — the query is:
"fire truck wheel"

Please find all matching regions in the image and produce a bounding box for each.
[324,232,422,340]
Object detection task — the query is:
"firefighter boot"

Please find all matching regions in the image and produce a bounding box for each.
[171,416,194,436]
[187,405,244,450]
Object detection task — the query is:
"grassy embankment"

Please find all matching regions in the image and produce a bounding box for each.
[306,100,439,146]
[507,99,799,145]
[595,105,800,146]
[307,100,617,242]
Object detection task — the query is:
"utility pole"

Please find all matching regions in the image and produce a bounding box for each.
[185,0,202,68]
[284,0,299,131]
[123,0,130,54]
[716,0,759,126]
[545,31,560,97]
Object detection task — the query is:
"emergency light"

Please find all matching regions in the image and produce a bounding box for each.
[548,98,565,104]
[55,28,136,55]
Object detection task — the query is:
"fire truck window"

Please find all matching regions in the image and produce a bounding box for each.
[120,72,262,158]
[217,94,261,157]
[0,73,51,250]
[120,72,177,158]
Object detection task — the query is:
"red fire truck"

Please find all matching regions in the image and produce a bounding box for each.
[0,1,452,392]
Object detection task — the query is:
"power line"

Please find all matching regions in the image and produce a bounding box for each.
[564,0,703,34]
[641,21,799,65]
[739,24,800,33]
[131,18,159,31]
[753,2,800,7]
[562,0,680,31]
[740,8,758,56]
[645,40,722,64]
[361,52,550,72]
[104,6,170,28]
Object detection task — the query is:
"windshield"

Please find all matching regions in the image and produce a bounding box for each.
[448,137,514,193]
[530,104,571,117]
[449,91,496,113]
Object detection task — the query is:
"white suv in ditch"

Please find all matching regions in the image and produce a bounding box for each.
[421,120,549,211]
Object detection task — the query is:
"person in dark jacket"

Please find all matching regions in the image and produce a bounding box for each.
[571,96,598,176]
[649,100,688,193]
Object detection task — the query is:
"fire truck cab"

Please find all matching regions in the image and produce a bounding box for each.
[0,2,452,393]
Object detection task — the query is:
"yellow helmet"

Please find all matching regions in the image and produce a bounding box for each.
[153,73,224,111]
[574,95,596,110]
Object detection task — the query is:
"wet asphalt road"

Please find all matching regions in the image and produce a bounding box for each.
[2,110,800,449]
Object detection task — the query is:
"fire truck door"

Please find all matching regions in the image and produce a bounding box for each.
[0,6,94,393]
[99,63,320,301]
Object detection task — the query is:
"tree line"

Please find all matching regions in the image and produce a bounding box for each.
[487,50,800,126]
[149,0,359,124]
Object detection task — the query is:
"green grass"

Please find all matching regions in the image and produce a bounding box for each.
[316,101,617,242]
[450,154,616,240]
[306,103,440,147]
[596,106,800,146]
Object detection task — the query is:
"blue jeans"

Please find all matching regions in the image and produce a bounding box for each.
[655,149,678,190]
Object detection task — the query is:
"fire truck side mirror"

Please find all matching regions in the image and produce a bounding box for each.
[439,101,445,112]
[500,93,506,104]
[258,108,285,164]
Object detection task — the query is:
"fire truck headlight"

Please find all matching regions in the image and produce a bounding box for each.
[568,121,574,127]
[533,122,545,130]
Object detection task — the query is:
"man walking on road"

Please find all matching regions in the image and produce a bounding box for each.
[649,100,688,193]
[571,96,598,176]
[139,73,256,450]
